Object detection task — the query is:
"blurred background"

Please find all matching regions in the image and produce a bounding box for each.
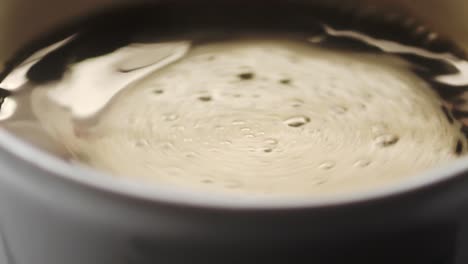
[0,0,467,70]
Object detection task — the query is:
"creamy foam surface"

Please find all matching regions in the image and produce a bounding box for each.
[26,38,464,197]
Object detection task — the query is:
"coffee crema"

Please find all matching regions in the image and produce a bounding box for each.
[1,4,468,197]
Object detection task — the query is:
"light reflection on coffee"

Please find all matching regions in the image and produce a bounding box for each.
[1,4,468,197]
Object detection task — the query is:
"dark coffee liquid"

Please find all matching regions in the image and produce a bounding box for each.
[1,3,467,197]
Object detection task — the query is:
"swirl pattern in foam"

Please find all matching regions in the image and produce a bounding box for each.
[27,38,465,197]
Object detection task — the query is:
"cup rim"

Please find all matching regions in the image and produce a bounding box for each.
[1,1,467,209]
[0,128,466,209]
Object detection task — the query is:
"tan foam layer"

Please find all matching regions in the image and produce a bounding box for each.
[30,39,463,197]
